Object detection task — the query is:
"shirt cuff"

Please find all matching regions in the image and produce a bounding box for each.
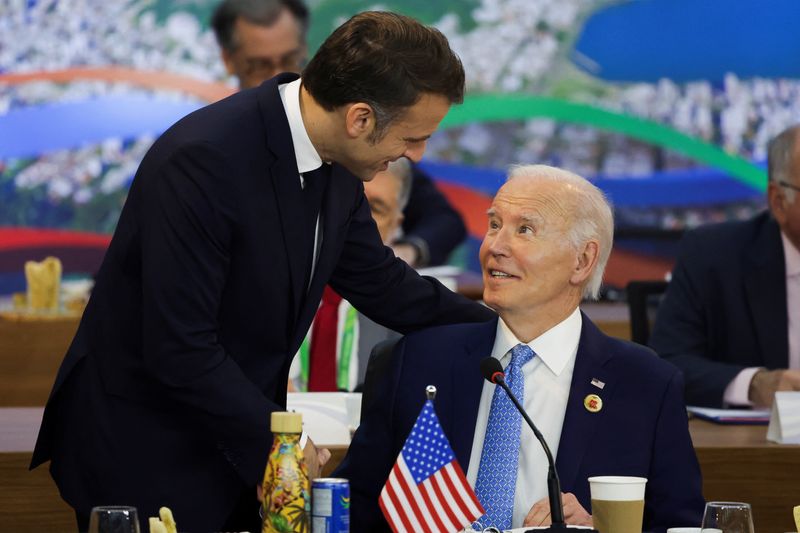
[723,367,762,407]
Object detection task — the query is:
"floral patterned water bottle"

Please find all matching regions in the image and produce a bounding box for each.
[262,412,310,533]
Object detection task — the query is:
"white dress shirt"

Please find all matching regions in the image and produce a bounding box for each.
[278,78,326,281]
[783,232,800,371]
[466,308,582,528]
[724,231,800,405]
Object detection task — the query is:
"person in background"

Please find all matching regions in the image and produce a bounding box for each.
[211,0,467,267]
[336,164,703,532]
[289,159,411,392]
[650,124,800,408]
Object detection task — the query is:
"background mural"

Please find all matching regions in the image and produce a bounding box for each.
[2,0,800,294]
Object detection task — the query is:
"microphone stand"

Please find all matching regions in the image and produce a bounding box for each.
[493,375,598,533]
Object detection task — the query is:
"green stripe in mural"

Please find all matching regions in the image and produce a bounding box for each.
[443,94,766,191]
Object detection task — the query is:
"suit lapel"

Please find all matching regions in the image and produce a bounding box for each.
[556,314,617,492]
[257,73,311,323]
[448,319,499,468]
[743,216,788,367]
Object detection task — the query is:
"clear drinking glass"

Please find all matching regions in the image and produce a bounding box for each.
[700,501,754,533]
[88,506,141,533]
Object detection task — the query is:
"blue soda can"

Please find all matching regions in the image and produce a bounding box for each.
[311,478,350,533]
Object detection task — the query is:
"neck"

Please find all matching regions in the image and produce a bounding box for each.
[299,83,337,163]
[501,299,580,343]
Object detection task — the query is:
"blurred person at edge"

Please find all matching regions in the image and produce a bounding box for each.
[651,124,800,407]
[211,0,468,267]
[288,159,411,392]
[31,12,494,532]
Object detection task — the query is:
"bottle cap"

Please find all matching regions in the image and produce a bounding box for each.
[271,411,303,433]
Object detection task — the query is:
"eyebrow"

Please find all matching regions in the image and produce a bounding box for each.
[401,134,432,143]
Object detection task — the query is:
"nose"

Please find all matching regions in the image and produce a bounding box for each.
[403,141,427,163]
[483,227,511,257]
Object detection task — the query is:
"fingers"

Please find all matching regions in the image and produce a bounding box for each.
[523,497,552,527]
[318,447,331,466]
[561,492,593,527]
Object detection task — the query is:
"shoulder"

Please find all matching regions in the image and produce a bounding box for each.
[586,320,680,386]
[680,211,768,252]
[402,319,496,348]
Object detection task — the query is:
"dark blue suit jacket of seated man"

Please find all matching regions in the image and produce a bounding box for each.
[335,314,705,533]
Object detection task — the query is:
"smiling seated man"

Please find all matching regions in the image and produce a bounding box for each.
[335,165,705,532]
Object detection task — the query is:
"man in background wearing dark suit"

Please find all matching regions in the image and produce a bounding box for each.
[31,12,494,532]
[211,0,467,267]
[336,165,703,532]
[650,125,800,408]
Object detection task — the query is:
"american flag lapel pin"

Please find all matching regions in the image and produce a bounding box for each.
[590,378,605,390]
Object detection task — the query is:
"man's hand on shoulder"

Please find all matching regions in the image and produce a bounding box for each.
[749,369,800,407]
[523,492,593,528]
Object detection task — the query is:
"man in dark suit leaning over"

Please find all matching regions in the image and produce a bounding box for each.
[31,12,494,532]
[650,125,800,408]
[211,0,468,267]
[336,165,704,532]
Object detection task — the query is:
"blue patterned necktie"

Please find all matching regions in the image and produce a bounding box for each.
[474,343,536,530]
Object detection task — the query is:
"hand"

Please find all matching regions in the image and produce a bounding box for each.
[256,438,331,502]
[748,369,800,407]
[304,437,331,480]
[523,492,593,528]
[391,243,419,267]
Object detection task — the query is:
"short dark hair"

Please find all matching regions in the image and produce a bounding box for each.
[211,0,309,52]
[302,11,465,140]
[768,125,800,184]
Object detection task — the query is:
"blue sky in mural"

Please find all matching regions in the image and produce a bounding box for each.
[573,0,800,83]
[0,96,202,159]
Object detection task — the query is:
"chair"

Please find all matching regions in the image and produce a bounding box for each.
[625,280,668,345]
[359,338,400,422]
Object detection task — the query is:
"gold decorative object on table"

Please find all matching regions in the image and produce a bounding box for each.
[148,507,177,533]
[25,256,62,312]
[1,257,89,322]
[793,504,799,532]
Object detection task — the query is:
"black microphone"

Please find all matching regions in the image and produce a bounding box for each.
[479,357,596,532]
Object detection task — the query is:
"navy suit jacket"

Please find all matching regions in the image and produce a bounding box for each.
[335,314,704,532]
[31,73,494,531]
[400,165,467,266]
[649,211,788,407]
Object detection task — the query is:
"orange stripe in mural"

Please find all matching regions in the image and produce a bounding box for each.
[0,67,235,103]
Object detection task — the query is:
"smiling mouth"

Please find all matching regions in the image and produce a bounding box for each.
[488,269,517,279]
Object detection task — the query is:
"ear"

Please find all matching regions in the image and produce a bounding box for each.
[768,181,788,224]
[221,49,236,76]
[344,103,375,140]
[570,240,600,287]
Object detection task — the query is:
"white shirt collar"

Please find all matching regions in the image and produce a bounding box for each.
[278,78,323,174]
[782,231,800,278]
[491,307,582,376]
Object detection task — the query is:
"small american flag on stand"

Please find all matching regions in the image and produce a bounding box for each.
[379,399,484,533]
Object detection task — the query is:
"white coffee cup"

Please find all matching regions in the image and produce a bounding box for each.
[666,528,702,533]
[588,476,647,533]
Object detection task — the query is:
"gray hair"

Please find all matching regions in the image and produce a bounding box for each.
[767,125,800,203]
[506,164,614,300]
[211,0,309,53]
[386,158,413,210]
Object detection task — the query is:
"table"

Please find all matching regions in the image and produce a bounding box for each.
[0,313,80,407]
[689,418,800,532]
[4,408,798,532]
